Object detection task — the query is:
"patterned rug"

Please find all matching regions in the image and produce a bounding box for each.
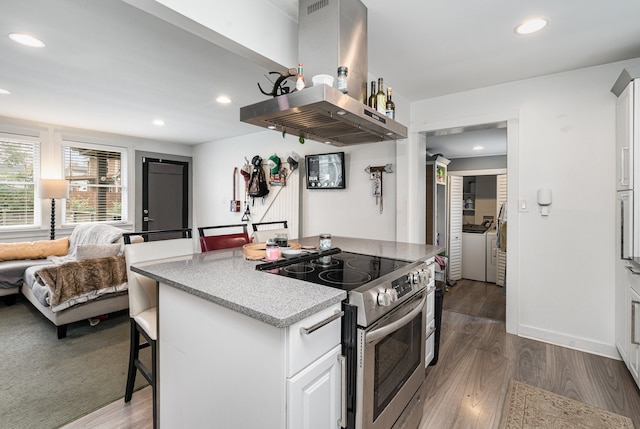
[499,380,634,429]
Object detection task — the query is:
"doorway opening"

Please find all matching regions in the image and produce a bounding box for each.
[424,122,507,322]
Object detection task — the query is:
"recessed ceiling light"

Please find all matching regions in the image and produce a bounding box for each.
[216,95,231,104]
[152,119,165,127]
[473,145,484,151]
[267,125,276,130]
[0,88,10,95]
[515,18,548,35]
[9,33,45,48]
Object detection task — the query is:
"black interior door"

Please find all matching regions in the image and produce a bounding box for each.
[142,158,188,237]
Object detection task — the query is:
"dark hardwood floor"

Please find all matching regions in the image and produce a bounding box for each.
[421,279,640,428]
[65,279,640,428]
[443,278,506,321]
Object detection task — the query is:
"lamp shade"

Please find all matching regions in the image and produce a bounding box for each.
[39,179,69,199]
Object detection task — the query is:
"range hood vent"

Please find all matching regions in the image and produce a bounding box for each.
[240,84,406,146]
[239,0,407,146]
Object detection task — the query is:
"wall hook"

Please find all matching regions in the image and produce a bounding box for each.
[364,164,393,213]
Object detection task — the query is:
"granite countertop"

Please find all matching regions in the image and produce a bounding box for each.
[131,236,443,329]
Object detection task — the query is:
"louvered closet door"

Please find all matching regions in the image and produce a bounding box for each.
[448,175,463,281]
[496,174,507,287]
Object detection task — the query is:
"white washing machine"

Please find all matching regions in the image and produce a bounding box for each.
[486,231,498,283]
[462,232,486,281]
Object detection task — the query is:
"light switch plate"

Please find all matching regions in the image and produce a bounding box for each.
[519,199,529,212]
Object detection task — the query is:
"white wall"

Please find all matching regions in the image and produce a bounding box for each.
[192,130,399,241]
[125,0,298,72]
[400,57,640,358]
[0,116,192,242]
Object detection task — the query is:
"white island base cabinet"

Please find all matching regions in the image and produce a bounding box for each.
[158,283,344,429]
[287,344,343,429]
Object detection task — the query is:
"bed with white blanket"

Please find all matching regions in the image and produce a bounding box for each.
[20,223,131,338]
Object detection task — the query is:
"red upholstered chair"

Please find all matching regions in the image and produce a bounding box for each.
[197,224,251,252]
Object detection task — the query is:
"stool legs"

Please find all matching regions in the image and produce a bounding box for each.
[124,318,157,428]
[125,319,139,402]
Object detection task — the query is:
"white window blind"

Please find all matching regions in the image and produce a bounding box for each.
[0,137,40,227]
[63,144,125,223]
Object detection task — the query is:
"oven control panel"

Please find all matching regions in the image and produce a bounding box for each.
[350,257,436,327]
[375,263,431,307]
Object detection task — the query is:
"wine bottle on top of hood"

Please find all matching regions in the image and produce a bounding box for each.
[368,81,376,109]
[295,63,305,91]
[376,78,386,115]
[386,87,395,119]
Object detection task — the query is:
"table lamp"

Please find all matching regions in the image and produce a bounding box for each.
[39,179,69,240]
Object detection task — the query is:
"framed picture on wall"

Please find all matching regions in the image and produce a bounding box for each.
[305,152,346,189]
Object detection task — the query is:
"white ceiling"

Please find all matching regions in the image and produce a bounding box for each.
[2,0,640,153]
[426,127,507,159]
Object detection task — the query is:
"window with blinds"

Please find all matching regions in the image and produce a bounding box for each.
[63,144,126,223]
[0,137,40,227]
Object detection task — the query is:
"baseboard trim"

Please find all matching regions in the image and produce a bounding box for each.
[518,324,620,360]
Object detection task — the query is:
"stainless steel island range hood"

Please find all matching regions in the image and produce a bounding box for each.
[239,0,407,146]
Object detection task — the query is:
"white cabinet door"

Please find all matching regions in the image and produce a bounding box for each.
[616,81,634,191]
[287,344,344,429]
[629,285,640,384]
[617,191,634,260]
[287,303,342,377]
[425,319,436,367]
[616,263,630,362]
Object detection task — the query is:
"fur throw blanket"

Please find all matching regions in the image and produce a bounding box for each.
[35,255,127,312]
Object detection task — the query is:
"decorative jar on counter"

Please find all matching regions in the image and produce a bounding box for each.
[274,233,288,247]
[319,233,332,264]
[265,240,280,261]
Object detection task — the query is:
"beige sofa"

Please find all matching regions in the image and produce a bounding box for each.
[0,224,131,338]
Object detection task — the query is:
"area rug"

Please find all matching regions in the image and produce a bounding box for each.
[0,297,149,429]
[499,379,634,428]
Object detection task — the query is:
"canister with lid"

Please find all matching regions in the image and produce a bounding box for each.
[319,233,332,264]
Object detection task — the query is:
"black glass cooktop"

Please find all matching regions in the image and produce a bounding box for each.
[268,251,410,292]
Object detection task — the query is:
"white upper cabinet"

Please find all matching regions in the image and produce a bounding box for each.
[616,81,635,191]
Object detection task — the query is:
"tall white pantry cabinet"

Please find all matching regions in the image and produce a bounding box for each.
[614,69,640,388]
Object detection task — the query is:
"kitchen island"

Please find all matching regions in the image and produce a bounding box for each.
[131,236,442,429]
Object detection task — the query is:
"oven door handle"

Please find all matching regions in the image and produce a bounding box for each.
[365,292,427,344]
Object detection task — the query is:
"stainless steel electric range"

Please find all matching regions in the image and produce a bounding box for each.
[258,248,435,429]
